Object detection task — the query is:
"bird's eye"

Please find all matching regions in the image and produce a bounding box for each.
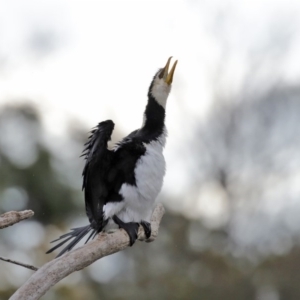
[158,69,164,79]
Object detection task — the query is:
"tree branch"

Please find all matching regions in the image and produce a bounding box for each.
[10,203,165,300]
[0,210,34,229]
[0,257,38,271]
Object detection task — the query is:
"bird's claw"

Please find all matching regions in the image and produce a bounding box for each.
[113,215,139,246]
[141,221,151,239]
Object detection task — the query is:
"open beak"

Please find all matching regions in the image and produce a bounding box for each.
[160,57,178,85]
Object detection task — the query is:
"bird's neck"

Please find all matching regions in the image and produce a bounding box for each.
[141,94,166,140]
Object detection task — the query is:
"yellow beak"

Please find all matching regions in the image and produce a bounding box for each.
[161,57,178,85]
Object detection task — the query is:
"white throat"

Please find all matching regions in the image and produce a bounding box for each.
[150,77,171,108]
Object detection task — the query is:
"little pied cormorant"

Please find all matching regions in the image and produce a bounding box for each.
[47,57,178,257]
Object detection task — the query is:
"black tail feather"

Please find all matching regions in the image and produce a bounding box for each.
[46,236,73,253]
[50,228,80,243]
[46,225,97,257]
[85,229,96,244]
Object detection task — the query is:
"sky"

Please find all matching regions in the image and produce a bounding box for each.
[1,0,299,135]
[1,0,300,250]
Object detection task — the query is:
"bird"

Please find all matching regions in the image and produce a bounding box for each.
[46,57,178,257]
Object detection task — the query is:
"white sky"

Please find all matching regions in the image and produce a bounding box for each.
[1,0,299,134]
[0,0,300,228]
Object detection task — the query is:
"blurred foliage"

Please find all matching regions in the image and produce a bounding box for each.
[1,99,300,300]
[0,105,81,224]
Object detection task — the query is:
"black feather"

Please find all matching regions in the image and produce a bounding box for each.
[46,225,96,257]
[47,120,114,257]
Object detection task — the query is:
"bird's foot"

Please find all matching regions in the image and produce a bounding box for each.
[141,221,151,239]
[112,216,139,246]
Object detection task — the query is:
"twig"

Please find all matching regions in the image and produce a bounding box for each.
[10,203,165,300]
[0,210,34,229]
[0,257,38,271]
[0,210,37,271]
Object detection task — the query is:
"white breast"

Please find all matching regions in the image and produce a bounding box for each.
[135,139,166,202]
[104,131,167,224]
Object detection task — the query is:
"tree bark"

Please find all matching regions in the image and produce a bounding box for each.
[0,210,34,229]
[10,203,165,300]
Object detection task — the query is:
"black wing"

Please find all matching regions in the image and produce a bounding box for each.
[82,120,115,230]
[46,120,115,257]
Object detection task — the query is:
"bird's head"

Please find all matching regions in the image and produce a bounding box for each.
[148,57,178,108]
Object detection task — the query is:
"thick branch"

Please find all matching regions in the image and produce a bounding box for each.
[0,210,34,229]
[10,203,165,300]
